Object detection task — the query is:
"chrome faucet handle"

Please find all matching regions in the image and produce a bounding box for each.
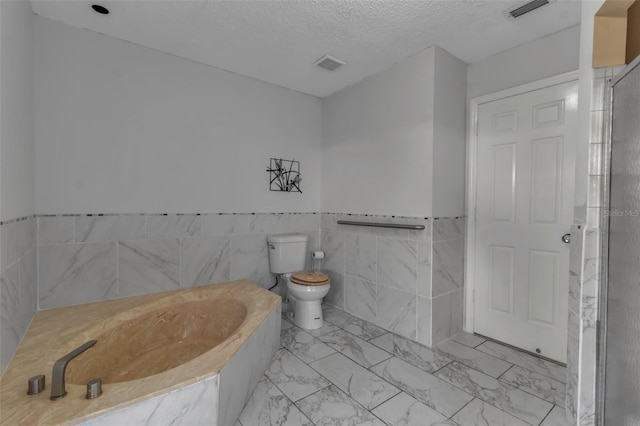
[86,378,103,399]
[50,340,97,401]
[27,374,45,395]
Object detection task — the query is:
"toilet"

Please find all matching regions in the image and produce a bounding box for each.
[267,234,330,330]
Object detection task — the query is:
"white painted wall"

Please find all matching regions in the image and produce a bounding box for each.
[34,17,322,215]
[432,47,467,217]
[1,1,35,221]
[467,25,580,100]
[321,47,436,217]
[321,46,467,217]
[0,0,37,376]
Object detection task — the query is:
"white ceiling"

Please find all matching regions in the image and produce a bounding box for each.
[31,0,582,97]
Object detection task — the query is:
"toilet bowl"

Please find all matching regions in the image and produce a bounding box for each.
[267,234,330,330]
[286,271,330,330]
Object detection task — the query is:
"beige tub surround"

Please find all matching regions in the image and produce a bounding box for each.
[0,280,281,425]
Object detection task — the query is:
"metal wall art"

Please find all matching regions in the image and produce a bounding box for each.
[267,158,302,193]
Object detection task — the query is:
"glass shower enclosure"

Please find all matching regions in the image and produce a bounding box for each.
[599,56,640,425]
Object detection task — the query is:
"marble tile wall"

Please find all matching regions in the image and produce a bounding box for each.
[566,223,601,426]
[219,304,281,425]
[37,213,319,309]
[566,65,623,426]
[567,224,584,423]
[82,374,220,425]
[319,213,464,347]
[0,216,37,375]
[11,211,465,378]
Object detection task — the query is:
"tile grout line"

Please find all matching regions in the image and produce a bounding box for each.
[434,360,556,423]
[330,325,390,350]
[320,334,392,370]
[274,348,332,404]
[493,357,567,387]
[306,350,401,418]
[429,360,513,403]
[435,359,508,384]
[496,370,565,409]
[511,387,563,412]
[430,360,455,376]
[326,308,486,380]
[304,347,338,365]
[279,344,335,376]
[290,381,332,404]
[458,396,543,426]
[290,378,387,426]
[327,306,562,422]
[536,403,557,426]
[365,387,402,412]
[368,405,391,425]
[324,305,390,340]
[472,339,487,349]
[439,340,541,378]
[365,331,391,342]
[474,344,567,384]
[476,338,567,368]
[262,375,316,425]
[292,315,404,412]
[448,334,487,349]
[377,350,451,379]
[288,307,564,426]
[447,396,476,421]
[496,364,515,380]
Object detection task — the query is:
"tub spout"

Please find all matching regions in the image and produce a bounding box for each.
[50,340,97,400]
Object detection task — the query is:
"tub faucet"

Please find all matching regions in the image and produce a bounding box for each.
[50,340,97,400]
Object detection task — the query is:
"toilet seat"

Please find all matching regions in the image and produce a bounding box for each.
[290,271,329,286]
[286,272,330,330]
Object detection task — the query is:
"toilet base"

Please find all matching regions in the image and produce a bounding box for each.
[281,300,292,314]
[291,297,324,330]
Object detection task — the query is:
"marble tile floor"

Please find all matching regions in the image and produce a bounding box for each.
[236,305,569,426]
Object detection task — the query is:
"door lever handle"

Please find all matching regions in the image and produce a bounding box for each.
[561,233,571,244]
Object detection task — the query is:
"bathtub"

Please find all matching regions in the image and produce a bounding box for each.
[0,280,281,425]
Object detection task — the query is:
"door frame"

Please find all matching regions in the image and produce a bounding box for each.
[464,70,580,333]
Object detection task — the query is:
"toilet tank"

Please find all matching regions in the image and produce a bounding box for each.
[267,234,308,274]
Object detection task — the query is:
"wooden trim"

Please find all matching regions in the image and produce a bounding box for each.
[593,0,640,67]
[594,15,628,67]
[596,0,635,17]
[627,1,640,63]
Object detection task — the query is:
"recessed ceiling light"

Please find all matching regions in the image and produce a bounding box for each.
[91,4,110,15]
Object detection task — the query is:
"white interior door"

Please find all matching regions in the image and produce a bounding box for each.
[473,80,578,363]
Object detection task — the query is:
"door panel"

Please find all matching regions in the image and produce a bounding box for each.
[474,80,578,362]
[528,249,558,325]
[531,137,562,224]
[489,245,515,314]
[491,144,517,222]
[533,100,565,128]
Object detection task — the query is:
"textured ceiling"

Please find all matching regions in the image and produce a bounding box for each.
[31,0,582,97]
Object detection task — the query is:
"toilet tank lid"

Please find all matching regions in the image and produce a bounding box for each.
[267,233,308,243]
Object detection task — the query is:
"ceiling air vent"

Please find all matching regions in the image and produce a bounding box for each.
[506,0,550,18]
[314,55,346,72]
